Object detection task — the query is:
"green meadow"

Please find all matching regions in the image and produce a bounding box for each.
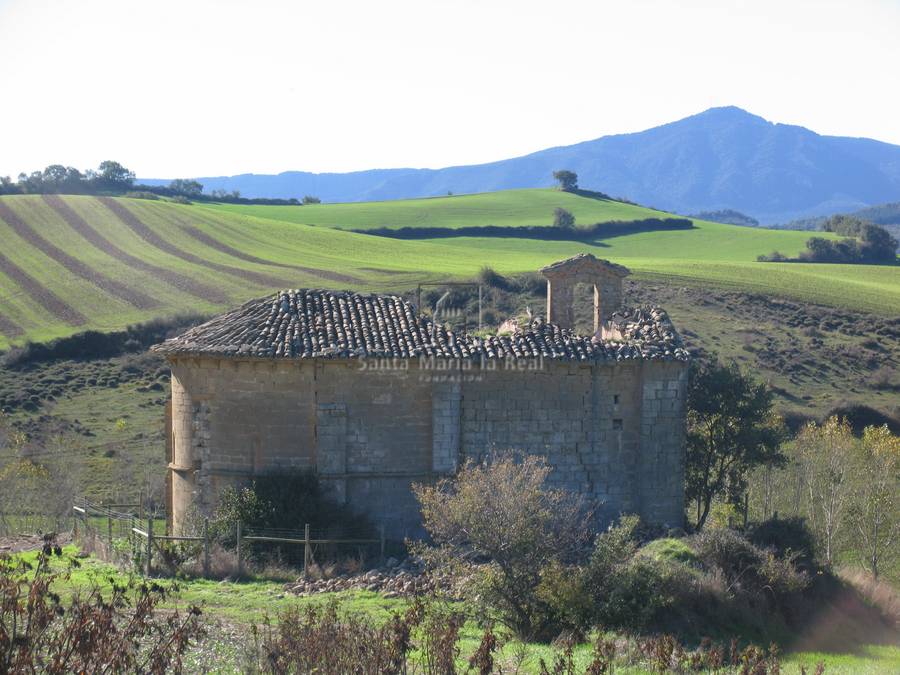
[0,189,897,350]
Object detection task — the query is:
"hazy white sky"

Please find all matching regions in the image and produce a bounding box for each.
[0,0,898,178]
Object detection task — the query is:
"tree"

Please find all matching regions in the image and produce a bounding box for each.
[795,417,855,567]
[553,207,575,229]
[552,170,578,191]
[93,160,135,190]
[302,195,321,204]
[686,359,786,530]
[17,171,44,194]
[847,424,900,578]
[413,451,592,640]
[169,178,204,197]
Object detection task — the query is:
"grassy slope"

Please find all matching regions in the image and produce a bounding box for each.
[0,190,898,350]
[203,188,673,229]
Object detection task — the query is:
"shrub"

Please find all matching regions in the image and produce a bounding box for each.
[748,516,817,568]
[0,542,203,672]
[691,527,808,605]
[692,527,765,584]
[583,516,675,632]
[211,471,373,555]
[478,265,509,290]
[553,207,575,229]
[413,451,592,641]
[170,195,191,204]
[124,190,160,200]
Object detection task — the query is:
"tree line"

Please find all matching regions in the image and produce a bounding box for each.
[0,161,321,206]
[759,214,898,264]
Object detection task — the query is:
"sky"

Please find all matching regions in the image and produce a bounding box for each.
[0,0,898,179]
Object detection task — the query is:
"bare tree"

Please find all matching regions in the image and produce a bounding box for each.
[847,425,900,579]
[413,451,592,640]
[795,417,856,567]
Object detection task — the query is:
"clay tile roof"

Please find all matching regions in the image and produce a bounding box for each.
[151,289,689,362]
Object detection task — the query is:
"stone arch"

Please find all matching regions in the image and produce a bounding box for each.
[540,253,630,333]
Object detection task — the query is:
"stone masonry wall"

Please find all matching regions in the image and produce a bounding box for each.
[167,356,687,537]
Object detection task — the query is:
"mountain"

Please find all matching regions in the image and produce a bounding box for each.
[141,107,900,223]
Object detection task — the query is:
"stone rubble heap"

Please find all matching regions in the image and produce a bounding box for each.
[154,289,689,362]
[283,557,462,599]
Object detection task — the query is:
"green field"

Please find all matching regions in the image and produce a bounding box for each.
[0,189,897,350]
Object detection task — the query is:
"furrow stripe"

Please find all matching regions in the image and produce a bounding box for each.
[179,223,359,284]
[98,198,297,288]
[0,201,158,310]
[0,310,24,339]
[43,195,229,305]
[0,249,87,326]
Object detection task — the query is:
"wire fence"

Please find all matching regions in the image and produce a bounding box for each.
[69,497,386,579]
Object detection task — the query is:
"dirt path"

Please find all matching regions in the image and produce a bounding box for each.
[98,198,301,289]
[0,249,86,326]
[0,533,73,555]
[179,223,359,285]
[0,201,157,310]
[43,196,229,304]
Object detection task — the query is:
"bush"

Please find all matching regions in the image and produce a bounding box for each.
[596,556,676,631]
[0,543,203,672]
[583,516,675,632]
[211,471,373,554]
[748,517,817,568]
[691,527,808,604]
[170,195,191,204]
[553,207,575,229]
[124,190,159,200]
[478,265,509,290]
[413,451,592,641]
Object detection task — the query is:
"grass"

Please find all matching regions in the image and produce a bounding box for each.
[8,545,899,673]
[0,189,897,350]
[201,189,675,230]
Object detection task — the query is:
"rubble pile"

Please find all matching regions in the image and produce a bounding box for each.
[284,558,462,599]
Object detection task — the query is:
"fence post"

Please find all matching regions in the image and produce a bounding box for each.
[203,518,210,578]
[303,523,310,577]
[139,489,144,522]
[236,521,243,579]
[107,511,113,544]
[146,515,153,577]
[380,523,386,565]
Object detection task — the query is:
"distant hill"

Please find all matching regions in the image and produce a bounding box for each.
[142,107,900,223]
[688,209,759,227]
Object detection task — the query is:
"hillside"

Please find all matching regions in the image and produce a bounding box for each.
[143,107,900,223]
[0,190,898,350]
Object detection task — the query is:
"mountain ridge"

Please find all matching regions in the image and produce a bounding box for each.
[141,107,900,223]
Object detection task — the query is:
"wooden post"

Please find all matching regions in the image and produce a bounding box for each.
[379,523,386,565]
[145,515,153,576]
[203,518,210,578]
[236,521,243,579]
[303,523,310,577]
[107,512,113,543]
[139,490,144,522]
